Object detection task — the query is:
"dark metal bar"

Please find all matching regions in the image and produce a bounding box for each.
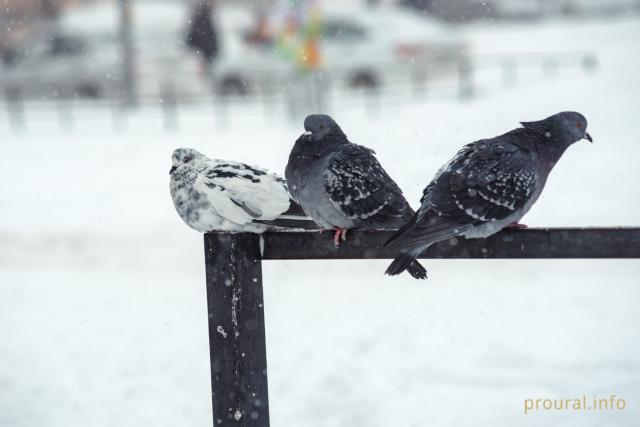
[261,227,640,260]
[204,233,270,427]
[201,227,639,426]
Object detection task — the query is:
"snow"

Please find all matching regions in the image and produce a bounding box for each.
[1,16,640,427]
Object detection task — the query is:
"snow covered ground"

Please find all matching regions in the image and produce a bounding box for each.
[1,16,640,427]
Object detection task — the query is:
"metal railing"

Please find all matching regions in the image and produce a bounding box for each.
[1,51,597,134]
[203,227,640,426]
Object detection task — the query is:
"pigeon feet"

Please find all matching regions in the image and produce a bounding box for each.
[506,222,528,229]
[333,228,348,246]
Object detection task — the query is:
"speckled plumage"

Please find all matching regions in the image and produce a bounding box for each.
[385,111,592,279]
[286,114,427,277]
[170,148,310,233]
[286,115,414,231]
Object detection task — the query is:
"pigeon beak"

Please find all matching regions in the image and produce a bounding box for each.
[169,166,177,175]
[584,132,593,143]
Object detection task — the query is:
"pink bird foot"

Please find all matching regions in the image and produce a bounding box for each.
[333,228,348,246]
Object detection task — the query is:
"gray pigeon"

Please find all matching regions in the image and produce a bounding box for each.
[385,111,592,279]
[170,148,314,233]
[285,114,427,278]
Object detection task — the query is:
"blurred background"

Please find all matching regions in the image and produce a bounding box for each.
[1,0,636,127]
[1,1,640,426]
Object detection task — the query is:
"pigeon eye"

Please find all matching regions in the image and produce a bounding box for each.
[576,123,582,129]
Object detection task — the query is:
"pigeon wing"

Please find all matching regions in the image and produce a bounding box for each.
[426,141,537,223]
[389,141,537,250]
[198,161,290,225]
[323,144,411,229]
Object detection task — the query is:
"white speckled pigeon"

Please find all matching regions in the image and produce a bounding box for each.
[385,111,592,279]
[285,114,427,278]
[170,148,315,233]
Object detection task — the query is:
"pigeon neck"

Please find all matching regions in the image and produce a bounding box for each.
[290,134,345,162]
[318,137,347,156]
[531,134,569,171]
[323,128,348,143]
[512,127,570,171]
[535,139,570,170]
[311,133,348,156]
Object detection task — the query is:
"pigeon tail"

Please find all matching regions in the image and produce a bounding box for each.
[384,212,418,248]
[385,254,427,280]
[281,200,307,217]
[253,200,319,230]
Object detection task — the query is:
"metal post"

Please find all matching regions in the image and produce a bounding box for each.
[56,87,74,132]
[160,80,178,132]
[411,64,427,100]
[312,71,326,113]
[502,58,517,88]
[582,54,598,73]
[213,94,230,129]
[457,56,474,100]
[118,0,136,107]
[364,87,380,118]
[204,233,270,427]
[110,97,127,132]
[5,86,25,133]
[543,56,558,78]
[260,75,273,125]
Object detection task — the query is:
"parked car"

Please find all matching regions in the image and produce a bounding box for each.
[2,32,118,99]
[210,5,468,96]
[0,1,205,100]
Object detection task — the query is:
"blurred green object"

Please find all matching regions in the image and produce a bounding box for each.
[274,0,322,71]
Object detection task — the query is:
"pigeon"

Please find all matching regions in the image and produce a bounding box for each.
[285,114,427,278]
[385,111,592,279]
[170,148,315,233]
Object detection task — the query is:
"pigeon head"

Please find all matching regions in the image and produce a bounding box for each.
[303,114,346,142]
[170,148,205,175]
[521,111,592,146]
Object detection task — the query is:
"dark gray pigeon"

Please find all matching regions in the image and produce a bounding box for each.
[385,111,592,279]
[286,114,427,278]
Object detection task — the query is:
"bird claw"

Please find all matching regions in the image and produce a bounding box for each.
[506,222,528,229]
[333,228,348,246]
